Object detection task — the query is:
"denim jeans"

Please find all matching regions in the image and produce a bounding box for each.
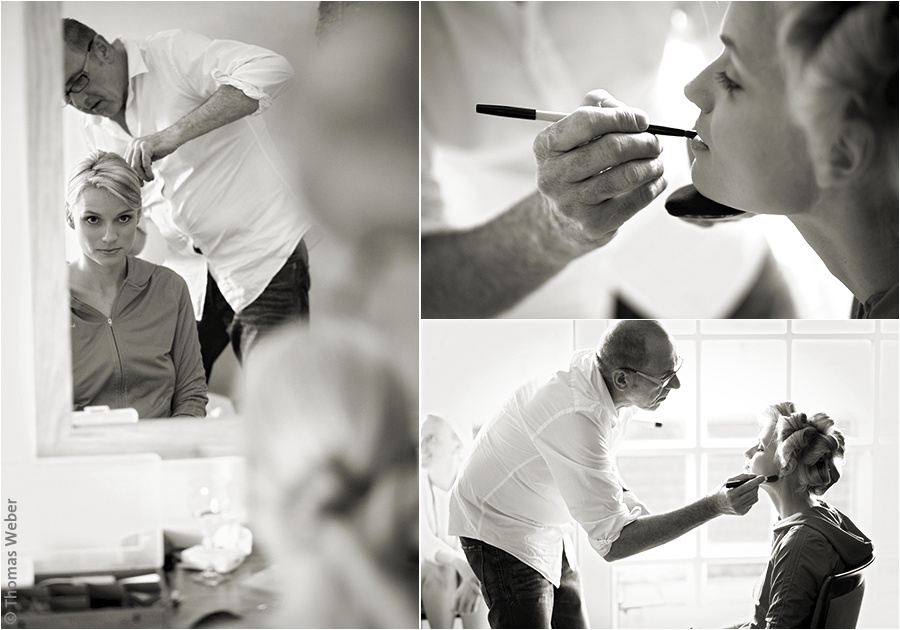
[459,537,588,629]
[197,239,310,379]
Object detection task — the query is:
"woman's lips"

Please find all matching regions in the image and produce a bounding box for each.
[691,134,709,153]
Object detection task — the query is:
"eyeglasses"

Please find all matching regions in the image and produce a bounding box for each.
[622,355,683,389]
[64,41,93,106]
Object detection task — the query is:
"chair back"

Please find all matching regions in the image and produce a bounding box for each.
[809,555,875,629]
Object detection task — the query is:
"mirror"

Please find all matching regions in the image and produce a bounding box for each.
[17,2,322,457]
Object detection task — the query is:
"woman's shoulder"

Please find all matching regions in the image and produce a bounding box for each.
[130,257,189,291]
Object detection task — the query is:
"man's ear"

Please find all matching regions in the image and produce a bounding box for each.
[611,369,630,392]
[93,34,114,63]
[813,120,875,188]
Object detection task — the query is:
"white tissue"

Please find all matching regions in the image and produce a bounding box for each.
[181,522,253,573]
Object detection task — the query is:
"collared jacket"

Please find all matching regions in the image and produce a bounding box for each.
[744,502,874,628]
[449,349,642,586]
[71,256,208,418]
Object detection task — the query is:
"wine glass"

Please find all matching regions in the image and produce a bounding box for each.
[191,485,230,586]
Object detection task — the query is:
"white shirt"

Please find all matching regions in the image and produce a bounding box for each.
[80,30,313,317]
[422,2,768,317]
[448,349,642,587]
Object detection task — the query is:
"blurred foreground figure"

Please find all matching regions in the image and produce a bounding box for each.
[242,2,418,628]
[244,324,418,629]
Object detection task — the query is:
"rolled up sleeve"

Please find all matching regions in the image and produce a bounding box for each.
[161,29,294,114]
[533,411,642,557]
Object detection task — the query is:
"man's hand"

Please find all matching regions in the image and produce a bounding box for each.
[710,474,765,516]
[533,89,667,249]
[125,130,179,182]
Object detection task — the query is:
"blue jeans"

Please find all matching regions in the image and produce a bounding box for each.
[459,537,588,629]
[197,239,310,379]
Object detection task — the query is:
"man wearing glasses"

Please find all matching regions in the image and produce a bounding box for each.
[448,319,766,629]
[62,18,313,380]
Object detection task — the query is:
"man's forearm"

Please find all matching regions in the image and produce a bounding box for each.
[421,191,597,318]
[165,84,259,149]
[605,495,719,561]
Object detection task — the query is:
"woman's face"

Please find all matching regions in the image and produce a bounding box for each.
[743,419,780,478]
[70,186,138,267]
[684,2,818,215]
[419,418,459,470]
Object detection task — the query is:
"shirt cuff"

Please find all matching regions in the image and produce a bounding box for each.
[210,70,273,114]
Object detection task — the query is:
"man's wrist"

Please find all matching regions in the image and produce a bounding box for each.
[539,194,603,259]
[704,492,723,517]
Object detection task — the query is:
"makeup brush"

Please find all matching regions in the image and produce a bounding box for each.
[475,104,697,138]
[726,475,779,489]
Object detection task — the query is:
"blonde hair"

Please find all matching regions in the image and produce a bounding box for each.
[779,2,898,189]
[762,401,846,496]
[66,151,142,223]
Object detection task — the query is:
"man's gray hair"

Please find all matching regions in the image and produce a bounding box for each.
[596,320,671,371]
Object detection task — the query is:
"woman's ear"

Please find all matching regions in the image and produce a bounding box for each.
[65,207,75,229]
[814,120,875,188]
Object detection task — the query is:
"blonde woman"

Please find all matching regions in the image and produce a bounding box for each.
[420,414,489,629]
[734,402,873,628]
[68,150,206,417]
[683,2,897,317]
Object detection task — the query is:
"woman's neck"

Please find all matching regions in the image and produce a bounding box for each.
[72,255,128,293]
[427,459,459,492]
[765,484,815,520]
[790,187,898,304]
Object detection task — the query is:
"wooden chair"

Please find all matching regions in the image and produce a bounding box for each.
[809,555,875,629]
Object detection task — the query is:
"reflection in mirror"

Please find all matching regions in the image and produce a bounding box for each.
[37,2,323,457]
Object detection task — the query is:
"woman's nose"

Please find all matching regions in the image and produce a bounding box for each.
[102,224,117,242]
[684,63,714,115]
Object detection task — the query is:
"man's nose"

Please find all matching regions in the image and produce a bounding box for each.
[68,89,92,113]
[667,374,681,390]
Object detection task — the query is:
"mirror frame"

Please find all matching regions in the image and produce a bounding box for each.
[23,2,240,459]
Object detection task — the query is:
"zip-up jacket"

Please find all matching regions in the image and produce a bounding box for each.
[744,501,874,628]
[71,256,208,418]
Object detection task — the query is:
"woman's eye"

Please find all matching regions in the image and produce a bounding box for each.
[715,71,741,94]
[118,215,132,224]
[84,216,99,225]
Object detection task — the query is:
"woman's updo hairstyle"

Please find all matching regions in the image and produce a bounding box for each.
[765,401,846,496]
[65,151,143,226]
[779,2,898,194]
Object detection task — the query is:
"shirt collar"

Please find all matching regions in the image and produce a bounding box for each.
[120,37,150,84]
[573,349,621,427]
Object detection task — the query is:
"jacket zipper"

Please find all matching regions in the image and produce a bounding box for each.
[106,317,128,409]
